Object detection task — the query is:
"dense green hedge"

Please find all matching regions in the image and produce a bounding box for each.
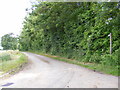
[19,2,120,67]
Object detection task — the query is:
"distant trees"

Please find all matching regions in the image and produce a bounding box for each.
[1,33,18,50]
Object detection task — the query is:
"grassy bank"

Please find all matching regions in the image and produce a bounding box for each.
[0,50,28,75]
[29,51,119,76]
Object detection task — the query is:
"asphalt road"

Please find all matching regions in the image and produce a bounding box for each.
[0,52,118,88]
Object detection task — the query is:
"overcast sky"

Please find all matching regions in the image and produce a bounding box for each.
[0,0,34,49]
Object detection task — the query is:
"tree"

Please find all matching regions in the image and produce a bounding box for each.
[19,2,119,65]
[1,33,18,50]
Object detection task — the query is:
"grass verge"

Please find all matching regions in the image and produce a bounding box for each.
[29,51,119,76]
[0,51,28,75]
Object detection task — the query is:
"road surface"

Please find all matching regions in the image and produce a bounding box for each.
[0,52,118,88]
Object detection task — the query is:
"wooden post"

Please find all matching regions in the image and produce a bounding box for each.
[108,33,112,54]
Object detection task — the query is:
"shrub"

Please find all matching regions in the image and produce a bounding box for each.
[90,53,102,63]
[0,53,11,61]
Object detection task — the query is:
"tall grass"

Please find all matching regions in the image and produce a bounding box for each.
[0,51,28,74]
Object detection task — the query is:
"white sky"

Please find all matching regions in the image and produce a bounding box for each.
[0,0,33,37]
[0,0,34,49]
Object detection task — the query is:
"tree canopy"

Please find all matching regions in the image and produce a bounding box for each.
[19,2,120,66]
[1,33,18,50]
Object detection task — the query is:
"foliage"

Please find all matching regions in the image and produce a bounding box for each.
[19,2,120,69]
[0,51,28,74]
[0,53,11,61]
[1,33,18,50]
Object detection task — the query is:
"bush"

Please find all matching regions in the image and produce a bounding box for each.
[100,48,119,66]
[81,51,118,67]
[0,53,11,61]
[90,53,102,63]
[100,54,113,65]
